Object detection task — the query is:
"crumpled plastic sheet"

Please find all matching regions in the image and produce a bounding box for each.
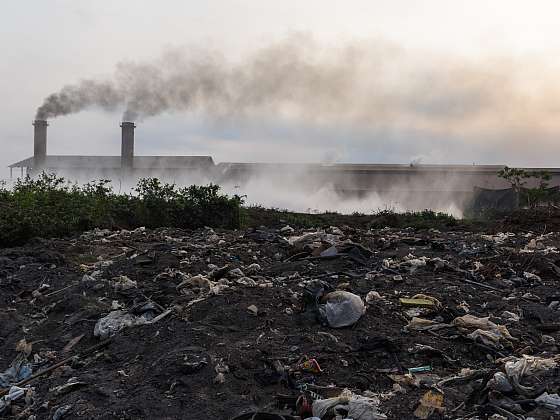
[504,355,558,395]
[0,360,32,388]
[52,404,72,420]
[347,395,387,420]
[312,389,387,419]
[536,392,560,412]
[453,314,515,348]
[0,386,26,414]
[93,310,153,339]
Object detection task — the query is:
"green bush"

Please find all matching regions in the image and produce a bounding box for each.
[0,173,242,247]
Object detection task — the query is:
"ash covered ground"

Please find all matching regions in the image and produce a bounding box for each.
[2,212,560,419]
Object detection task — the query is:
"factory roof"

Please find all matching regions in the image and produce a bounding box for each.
[216,162,560,174]
[10,156,560,175]
[9,155,215,169]
[215,162,509,173]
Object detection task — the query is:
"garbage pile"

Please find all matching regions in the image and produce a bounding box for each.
[1,221,560,418]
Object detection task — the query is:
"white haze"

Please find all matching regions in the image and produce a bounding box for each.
[27,163,468,217]
[221,175,466,217]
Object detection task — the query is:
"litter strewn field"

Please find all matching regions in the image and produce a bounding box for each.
[2,211,560,419]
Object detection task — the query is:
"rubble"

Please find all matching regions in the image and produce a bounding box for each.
[2,216,560,418]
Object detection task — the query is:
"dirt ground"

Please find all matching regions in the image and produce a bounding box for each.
[2,211,560,419]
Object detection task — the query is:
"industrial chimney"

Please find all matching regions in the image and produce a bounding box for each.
[33,119,48,169]
[120,121,135,172]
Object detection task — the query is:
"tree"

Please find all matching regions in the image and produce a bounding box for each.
[498,166,554,208]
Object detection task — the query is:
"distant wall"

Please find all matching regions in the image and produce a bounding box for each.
[17,160,560,213]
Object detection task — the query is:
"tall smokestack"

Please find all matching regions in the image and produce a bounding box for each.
[33,119,48,169]
[120,121,135,172]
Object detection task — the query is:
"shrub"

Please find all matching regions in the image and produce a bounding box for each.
[0,173,242,247]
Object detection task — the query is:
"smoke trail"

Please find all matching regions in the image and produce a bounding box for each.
[36,80,124,120]
[35,35,560,139]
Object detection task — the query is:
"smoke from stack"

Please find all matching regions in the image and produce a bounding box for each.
[35,35,560,140]
[36,81,124,120]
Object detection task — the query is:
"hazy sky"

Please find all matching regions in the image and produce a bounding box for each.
[2,0,560,174]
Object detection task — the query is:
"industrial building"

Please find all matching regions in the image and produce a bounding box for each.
[9,120,560,211]
[9,120,214,180]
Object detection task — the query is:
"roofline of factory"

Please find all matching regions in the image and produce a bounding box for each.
[9,155,215,169]
[12,119,560,175]
[11,156,560,174]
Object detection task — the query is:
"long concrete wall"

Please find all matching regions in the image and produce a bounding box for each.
[213,162,560,191]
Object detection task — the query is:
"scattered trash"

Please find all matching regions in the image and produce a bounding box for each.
[4,217,560,418]
[366,290,382,303]
[405,317,450,332]
[247,304,259,316]
[0,386,27,415]
[0,362,31,390]
[214,361,229,385]
[535,392,560,412]
[0,345,32,389]
[500,311,520,322]
[280,225,295,234]
[92,305,167,339]
[296,358,323,374]
[453,314,516,348]
[523,271,542,282]
[245,263,262,274]
[318,291,365,328]
[312,389,387,419]
[228,268,245,278]
[408,365,432,374]
[50,377,87,395]
[347,394,388,420]
[52,404,72,420]
[231,413,297,420]
[487,372,514,393]
[413,390,444,419]
[503,355,558,395]
[399,297,437,308]
[112,275,137,291]
[93,311,139,338]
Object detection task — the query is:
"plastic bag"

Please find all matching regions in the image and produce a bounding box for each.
[453,314,515,347]
[93,310,143,339]
[348,394,387,420]
[504,355,558,395]
[319,291,365,328]
[0,360,32,388]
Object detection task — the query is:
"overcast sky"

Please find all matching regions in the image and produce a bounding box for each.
[2,0,560,174]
